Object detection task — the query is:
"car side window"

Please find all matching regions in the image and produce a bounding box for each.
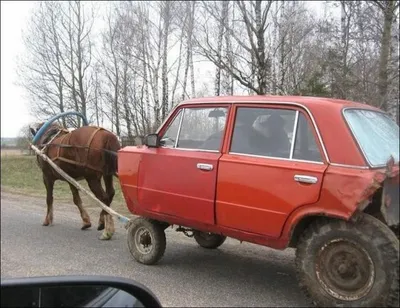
[177,107,228,151]
[230,107,296,158]
[293,112,323,162]
[160,109,183,147]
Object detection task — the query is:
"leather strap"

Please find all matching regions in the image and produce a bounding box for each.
[84,127,103,168]
[55,133,70,159]
[54,156,103,173]
[50,127,105,173]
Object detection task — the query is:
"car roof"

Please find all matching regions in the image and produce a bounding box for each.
[180,95,381,113]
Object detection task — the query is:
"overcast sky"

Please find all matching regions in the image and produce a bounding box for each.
[1,1,332,138]
[1,1,37,138]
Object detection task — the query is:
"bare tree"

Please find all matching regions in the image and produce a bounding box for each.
[372,0,399,111]
[222,1,235,95]
[161,1,172,120]
[170,6,187,106]
[181,1,196,100]
[59,1,95,125]
[18,0,399,137]
[214,1,229,96]
[195,0,274,95]
[270,1,316,95]
[17,1,96,129]
[100,5,121,135]
[17,124,34,154]
[17,2,67,125]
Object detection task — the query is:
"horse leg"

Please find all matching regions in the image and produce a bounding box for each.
[104,174,115,205]
[103,213,115,241]
[69,184,91,230]
[86,177,115,240]
[42,175,54,226]
[97,174,116,230]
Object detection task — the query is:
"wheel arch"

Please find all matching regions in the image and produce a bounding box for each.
[285,180,399,248]
[287,215,338,248]
[359,186,399,237]
[282,206,350,249]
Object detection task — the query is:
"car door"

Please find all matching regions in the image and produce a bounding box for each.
[216,104,328,238]
[137,104,230,225]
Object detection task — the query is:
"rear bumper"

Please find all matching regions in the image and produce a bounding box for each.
[381,171,399,227]
[370,157,399,227]
[355,157,399,227]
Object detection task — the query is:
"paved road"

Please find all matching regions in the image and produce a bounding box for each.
[1,191,309,307]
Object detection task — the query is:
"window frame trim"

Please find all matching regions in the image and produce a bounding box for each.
[228,152,325,165]
[289,111,299,159]
[159,104,231,153]
[174,108,185,148]
[158,108,182,149]
[227,104,326,164]
[156,101,330,164]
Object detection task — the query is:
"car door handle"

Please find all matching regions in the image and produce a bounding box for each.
[294,175,318,184]
[197,163,214,171]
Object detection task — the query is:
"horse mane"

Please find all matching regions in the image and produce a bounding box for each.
[37,122,68,145]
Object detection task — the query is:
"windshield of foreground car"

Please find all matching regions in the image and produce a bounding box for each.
[343,109,399,167]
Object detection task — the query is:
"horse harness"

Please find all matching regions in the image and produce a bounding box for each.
[42,127,105,173]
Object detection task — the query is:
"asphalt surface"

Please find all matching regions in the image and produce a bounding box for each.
[1,191,309,307]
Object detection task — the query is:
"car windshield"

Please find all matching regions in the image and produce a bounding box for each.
[343,109,399,167]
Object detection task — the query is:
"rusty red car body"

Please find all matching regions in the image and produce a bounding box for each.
[118,95,399,307]
[118,95,399,248]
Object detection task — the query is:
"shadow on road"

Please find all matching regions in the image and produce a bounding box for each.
[154,241,308,305]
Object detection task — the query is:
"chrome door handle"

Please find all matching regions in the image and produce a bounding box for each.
[294,175,318,184]
[197,163,214,171]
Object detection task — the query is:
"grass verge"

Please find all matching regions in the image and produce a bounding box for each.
[1,154,131,216]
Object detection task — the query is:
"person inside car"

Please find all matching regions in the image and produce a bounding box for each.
[255,113,290,157]
[230,109,269,155]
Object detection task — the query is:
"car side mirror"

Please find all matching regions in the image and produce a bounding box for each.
[144,134,160,148]
[1,275,162,308]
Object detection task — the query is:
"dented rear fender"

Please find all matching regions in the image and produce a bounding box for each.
[358,157,399,227]
[381,169,399,227]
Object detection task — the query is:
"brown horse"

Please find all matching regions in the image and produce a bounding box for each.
[30,122,121,240]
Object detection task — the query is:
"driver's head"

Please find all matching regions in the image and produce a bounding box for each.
[259,114,285,137]
[29,122,44,137]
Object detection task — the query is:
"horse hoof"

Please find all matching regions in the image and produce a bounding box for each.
[81,223,92,230]
[42,221,50,226]
[99,232,113,240]
[97,223,105,231]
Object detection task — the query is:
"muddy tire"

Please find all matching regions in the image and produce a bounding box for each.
[295,213,399,307]
[127,217,166,265]
[193,231,226,249]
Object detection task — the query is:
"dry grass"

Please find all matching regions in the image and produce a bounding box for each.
[1,148,28,156]
[0,154,131,216]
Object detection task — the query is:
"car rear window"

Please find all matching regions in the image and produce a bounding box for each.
[343,109,399,167]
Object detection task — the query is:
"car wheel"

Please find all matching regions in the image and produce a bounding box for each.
[127,217,166,265]
[295,213,399,307]
[193,231,226,249]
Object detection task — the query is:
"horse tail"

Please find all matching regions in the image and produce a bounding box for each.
[103,133,121,177]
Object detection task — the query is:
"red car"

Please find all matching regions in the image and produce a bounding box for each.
[118,95,399,307]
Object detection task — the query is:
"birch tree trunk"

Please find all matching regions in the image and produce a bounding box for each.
[375,0,396,111]
[161,1,171,121]
[189,1,196,98]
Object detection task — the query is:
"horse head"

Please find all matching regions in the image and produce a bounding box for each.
[30,122,66,145]
[29,122,44,138]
